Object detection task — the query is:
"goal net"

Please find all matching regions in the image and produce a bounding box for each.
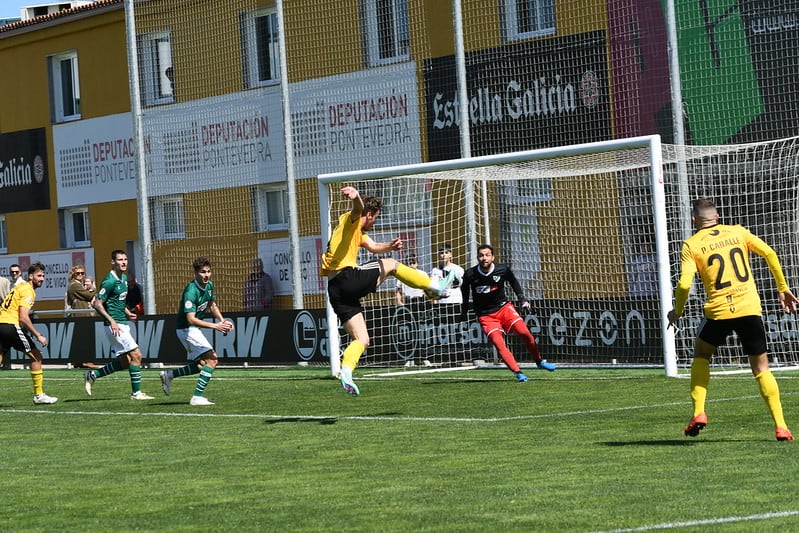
[662,138,799,374]
[319,136,677,376]
[319,135,799,376]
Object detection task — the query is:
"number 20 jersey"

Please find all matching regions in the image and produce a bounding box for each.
[678,224,789,319]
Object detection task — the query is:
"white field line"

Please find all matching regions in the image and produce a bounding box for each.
[590,510,799,532]
[365,365,478,376]
[677,365,799,377]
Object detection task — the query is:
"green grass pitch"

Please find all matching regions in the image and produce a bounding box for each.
[1,367,797,531]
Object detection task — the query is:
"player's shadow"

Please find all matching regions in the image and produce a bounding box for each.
[601,440,699,446]
[265,416,338,425]
[61,398,115,403]
[419,379,504,385]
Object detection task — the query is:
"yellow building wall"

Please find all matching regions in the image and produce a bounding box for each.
[1,0,621,312]
[284,1,363,81]
[558,0,608,35]
[0,9,129,127]
[1,7,133,310]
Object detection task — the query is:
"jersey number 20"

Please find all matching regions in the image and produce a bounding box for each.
[708,247,750,290]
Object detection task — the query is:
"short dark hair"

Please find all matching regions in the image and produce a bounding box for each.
[111,249,126,260]
[362,195,383,215]
[477,243,494,254]
[28,261,46,275]
[193,257,212,272]
[692,197,716,214]
[438,243,452,253]
[407,254,418,264]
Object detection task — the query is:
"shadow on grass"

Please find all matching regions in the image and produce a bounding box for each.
[61,398,120,403]
[265,416,338,425]
[241,376,337,382]
[149,401,199,406]
[417,379,507,385]
[60,398,187,406]
[601,439,699,446]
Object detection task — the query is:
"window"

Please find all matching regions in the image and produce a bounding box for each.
[501,0,555,41]
[139,31,174,105]
[152,196,185,240]
[240,7,280,88]
[49,51,81,122]
[362,0,409,66]
[0,215,6,254]
[59,207,90,248]
[252,185,289,231]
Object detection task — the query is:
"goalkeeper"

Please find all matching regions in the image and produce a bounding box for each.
[458,243,555,381]
[668,197,798,441]
[321,186,455,396]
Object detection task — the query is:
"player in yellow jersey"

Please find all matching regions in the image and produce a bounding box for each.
[0,262,57,404]
[321,186,455,395]
[668,198,798,441]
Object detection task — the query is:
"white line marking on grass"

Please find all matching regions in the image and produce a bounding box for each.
[0,400,689,422]
[591,510,799,532]
[1,391,796,423]
[365,366,478,377]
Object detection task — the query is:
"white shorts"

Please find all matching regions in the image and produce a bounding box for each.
[106,323,139,356]
[176,327,214,360]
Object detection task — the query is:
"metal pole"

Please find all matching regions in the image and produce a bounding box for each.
[648,135,678,377]
[318,183,340,377]
[276,0,303,308]
[665,0,692,240]
[453,0,482,259]
[123,0,156,314]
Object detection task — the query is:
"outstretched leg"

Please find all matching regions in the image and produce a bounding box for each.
[384,259,453,299]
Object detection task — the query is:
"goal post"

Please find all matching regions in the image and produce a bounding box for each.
[318,134,679,377]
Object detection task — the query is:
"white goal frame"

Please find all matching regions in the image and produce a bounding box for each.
[318,134,679,377]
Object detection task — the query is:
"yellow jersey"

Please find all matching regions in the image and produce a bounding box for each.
[674,224,789,319]
[320,211,363,276]
[0,281,36,326]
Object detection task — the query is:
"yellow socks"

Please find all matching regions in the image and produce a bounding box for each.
[690,357,710,417]
[341,340,366,371]
[395,263,432,290]
[756,370,789,429]
[31,369,44,396]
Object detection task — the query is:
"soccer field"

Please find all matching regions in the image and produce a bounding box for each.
[1,367,797,532]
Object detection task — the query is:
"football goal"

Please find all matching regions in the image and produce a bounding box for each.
[318,135,682,376]
[318,134,799,377]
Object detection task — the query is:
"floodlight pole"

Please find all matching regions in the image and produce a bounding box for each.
[276,0,303,308]
[123,0,156,314]
[453,0,482,260]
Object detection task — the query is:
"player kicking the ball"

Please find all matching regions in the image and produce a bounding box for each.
[321,186,455,396]
[160,257,233,406]
[459,243,555,381]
